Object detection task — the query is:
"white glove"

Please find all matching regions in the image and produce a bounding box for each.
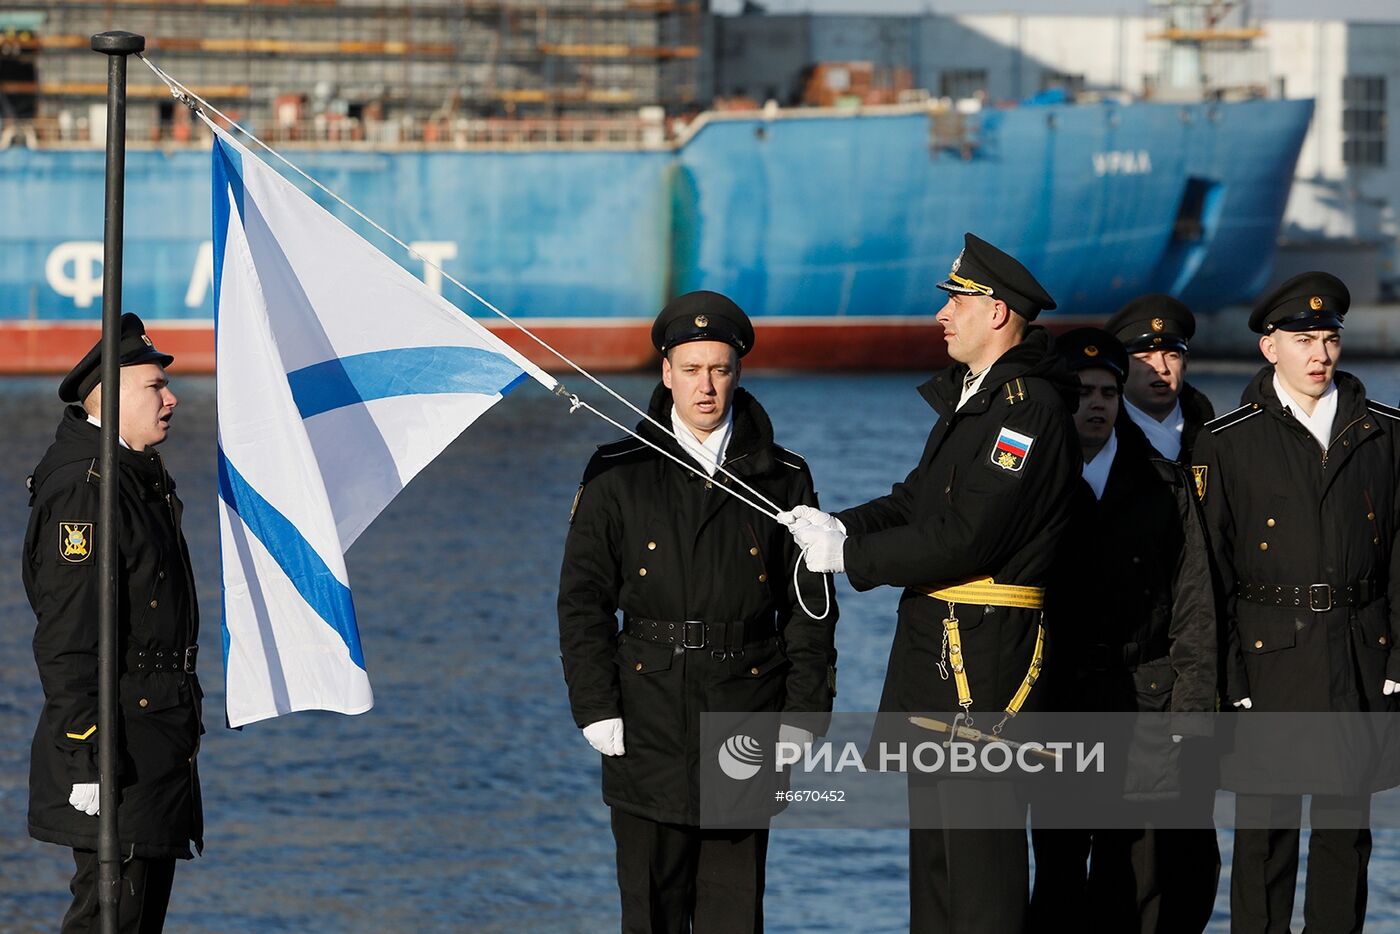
[794,525,846,574]
[582,717,625,756]
[778,722,815,750]
[786,504,845,534]
[69,783,100,816]
[1384,680,1399,696]
[1233,697,1253,709]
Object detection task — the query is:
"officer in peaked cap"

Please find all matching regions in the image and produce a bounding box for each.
[561,289,836,932]
[1248,270,1350,334]
[58,312,175,403]
[1031,326,1221,933]
[936,231,1058,321]
[651,289,756,357]
[782,233,1080,933]
[1195,269,1400,934]
[25,311,203,932]
[1105,294,1217,464]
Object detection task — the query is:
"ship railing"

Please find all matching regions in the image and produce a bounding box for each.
[0,114,670,151]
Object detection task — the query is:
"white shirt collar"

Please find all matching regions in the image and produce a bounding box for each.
[1272,373,1338,451]
[957,367,991,411]
[1081,428,1117,500]
[1124,398,1185,461]
[85,414,132,450]
[670,405,733,477]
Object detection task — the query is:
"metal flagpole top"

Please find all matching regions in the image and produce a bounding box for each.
[91,31,145,55]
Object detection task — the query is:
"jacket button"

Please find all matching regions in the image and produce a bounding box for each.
[1254,640,1264,649]
[1343,439,1350,446]
[158,570,166,580]
[705,481,713,490]
[1149,681,1158,690]
[149,599,158,608]
[758,573,768,583]
[1259,542,1269,552]
[750,666,760,675]
[647,542,656,550]
[639,568,647,577]
[750,547,759,556]
[1365,423,1372,429]
[1368,512,1376,521]
[634,662,643,671]
[1381,636,1389,646]
[138,698,149,708]
[1267,518,1275,527]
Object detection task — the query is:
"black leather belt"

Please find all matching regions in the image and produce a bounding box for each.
[1237,581,1376,613]
[127,644,198,674]
[624,617,776,651]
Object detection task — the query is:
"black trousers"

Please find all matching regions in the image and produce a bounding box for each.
[61,848,176,934]
[1231,794,1371,934]
[908,779,1028,934]
[610,807,769,934]
[1029,825,1219,933]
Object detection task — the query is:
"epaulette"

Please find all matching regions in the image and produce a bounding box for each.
[772,446,809,473]
[596,437,648,458]
[1206,403,1262,434]
[1001,377,1029,406]
[1367,400,1400,422]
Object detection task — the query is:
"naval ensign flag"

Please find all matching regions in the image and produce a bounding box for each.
[210,124,555,727]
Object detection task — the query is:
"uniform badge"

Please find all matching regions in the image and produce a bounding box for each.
[1151,318,1165,332]
[694,314,709,328]
[1309,296,1323,311]
[1084,344,1100,357]
[990,426,1034,472]
[141,333,153,346]
[950,250,964,275]
[59,521,93,563]
[1191,465,1208,501]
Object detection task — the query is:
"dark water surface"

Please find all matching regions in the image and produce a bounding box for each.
[4,361,1400,932]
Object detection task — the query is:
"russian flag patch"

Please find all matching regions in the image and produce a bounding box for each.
[991,426,1035,472]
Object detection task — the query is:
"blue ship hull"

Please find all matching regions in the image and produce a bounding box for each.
[0,97,1313,370]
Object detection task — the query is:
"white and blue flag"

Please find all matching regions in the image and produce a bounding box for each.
[211,125,555,727]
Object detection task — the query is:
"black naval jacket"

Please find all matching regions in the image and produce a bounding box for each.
[24,407,203,859]
[1195,368,1400,712]
[1176,381,1217,466]
[558,385,837,825]
[836,327,1080,722]
[1044,417,1217,726]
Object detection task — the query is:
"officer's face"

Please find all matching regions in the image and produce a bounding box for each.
[1261,329,1340,403]
[936,293,1003,366]
[118,363,178,451]
[662,341,739,441]
[1124,349,1185,417]
[1073,367,1120,450]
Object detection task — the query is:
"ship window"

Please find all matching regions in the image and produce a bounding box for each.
[940,69,987,101]
[1342,75,1386,167]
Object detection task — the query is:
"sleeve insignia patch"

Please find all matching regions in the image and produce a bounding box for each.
[991,426,1035,472]
[59,521,93,563]
[1191,465,1208,501]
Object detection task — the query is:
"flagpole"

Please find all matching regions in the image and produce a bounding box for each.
[91,29,143,934]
